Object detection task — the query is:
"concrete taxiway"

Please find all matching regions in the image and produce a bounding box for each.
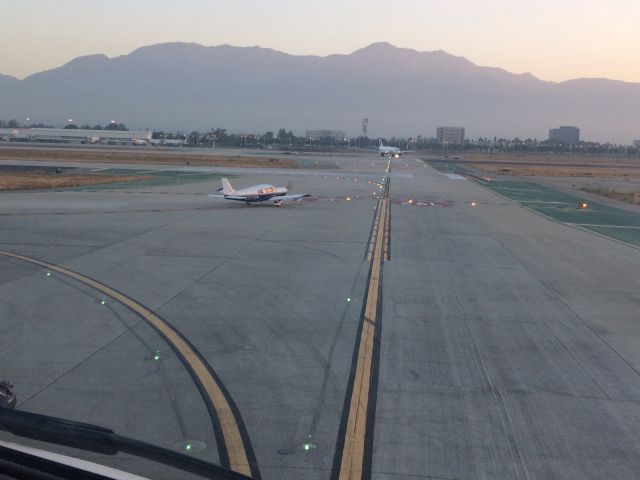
[1,153,640,479]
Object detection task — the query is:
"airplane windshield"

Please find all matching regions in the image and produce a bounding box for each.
[2,2,640,480]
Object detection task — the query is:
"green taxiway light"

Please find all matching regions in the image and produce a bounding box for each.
[347,297,352,302]
[153,351,161,361]
[186,444,193,451]
[303,435,316,452]
[100,300,106,305]
[45,272,51,277]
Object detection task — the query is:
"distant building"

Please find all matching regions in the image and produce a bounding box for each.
[0,127,151,145]
[634,140,640,149]
[549,126,580,144]
[305,129,346,142]
[436,127,465,145]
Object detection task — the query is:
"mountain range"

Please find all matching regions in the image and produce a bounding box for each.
[1,42,639,143]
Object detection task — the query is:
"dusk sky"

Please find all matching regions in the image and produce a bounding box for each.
[2,0,638,83]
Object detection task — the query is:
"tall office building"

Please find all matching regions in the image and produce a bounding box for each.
[436,127,465,145]
[549,126,580,144]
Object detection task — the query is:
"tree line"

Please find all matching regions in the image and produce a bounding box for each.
[167,129,639,155]
[1,119,638,155]
[0,119,129,131]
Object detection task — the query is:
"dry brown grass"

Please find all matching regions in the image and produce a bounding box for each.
[581,187,640,205]
[0,172,150,191]
[473,164,640,177]
[0,148,298,168]
[463,152,638,166]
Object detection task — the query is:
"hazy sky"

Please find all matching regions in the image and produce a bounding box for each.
[2,0,639,82]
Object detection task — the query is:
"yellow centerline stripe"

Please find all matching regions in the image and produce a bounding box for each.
[338,190,388,479]
[366,200,382,261]
[0,250,253,477]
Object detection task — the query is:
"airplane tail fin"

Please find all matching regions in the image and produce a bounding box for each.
[379,138,383,147]
[221,178,235,195]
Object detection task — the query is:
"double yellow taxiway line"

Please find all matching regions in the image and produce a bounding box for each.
[0,249,255,478]
[335,178,390,479]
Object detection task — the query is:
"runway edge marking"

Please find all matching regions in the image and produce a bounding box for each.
[331,178,390,480]
[0,250,260,479]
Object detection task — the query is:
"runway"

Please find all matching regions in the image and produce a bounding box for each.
[1,153,640,479]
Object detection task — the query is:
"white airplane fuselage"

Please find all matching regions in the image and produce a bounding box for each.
[378,140,401,157]
[218,178,310,206]
[225,184,288,203]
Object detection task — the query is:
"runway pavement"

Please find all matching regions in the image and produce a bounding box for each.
[1,153,640,479]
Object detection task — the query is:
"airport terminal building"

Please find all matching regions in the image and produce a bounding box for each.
[305,129,347,143]
[0,127,152,145]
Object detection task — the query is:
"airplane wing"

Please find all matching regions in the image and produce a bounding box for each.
[273,194,312,202]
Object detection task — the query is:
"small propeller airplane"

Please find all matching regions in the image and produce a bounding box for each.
[213,178,311,206]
